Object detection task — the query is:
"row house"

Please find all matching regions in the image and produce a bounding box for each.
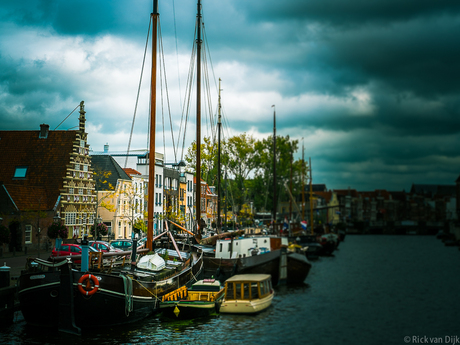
[180,170,195,231]
[90,155,133,239]
[123,168,147,234]
[0,101,96,250]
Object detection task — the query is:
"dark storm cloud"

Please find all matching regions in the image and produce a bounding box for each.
[0,53,80,130]
[0,0,459,190]
[239,0,460,26]
[0,0,149,39]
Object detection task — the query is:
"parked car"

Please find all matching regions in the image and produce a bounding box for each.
[89,240,122,253]
[50,243,99,263]
[110,239,133,251]
[137,237,147,249]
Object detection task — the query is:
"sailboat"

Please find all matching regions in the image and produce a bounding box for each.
[202,104,312,285]
[17,0,204,333]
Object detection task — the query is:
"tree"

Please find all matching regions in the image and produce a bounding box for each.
[184,136,223,186]
[253,135,304,220]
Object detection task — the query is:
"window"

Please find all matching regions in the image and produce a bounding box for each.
[13,166,28,178]
[25,225,32,243]
[251,283,259,299]
[65,212,76,225]
[243,283,250,300]
[227,283,234,300]
[83,165,88,172]
[69,187,74,195]
[75,163,80,171]
[71,246,81,253]
[79,188,83,195]
[235,283,242,299]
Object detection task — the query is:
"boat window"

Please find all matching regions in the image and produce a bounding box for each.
[235,283,242,299]
[264,280,270,294]
[219,243,222,252]
[242,283,250,300]
[226,283,234,300]
[260,281,266,296]
[251,283,259,299]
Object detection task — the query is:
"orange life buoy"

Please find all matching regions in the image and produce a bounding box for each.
[77,274,99,296]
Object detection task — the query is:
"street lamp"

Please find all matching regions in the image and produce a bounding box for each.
[53,214,62,255]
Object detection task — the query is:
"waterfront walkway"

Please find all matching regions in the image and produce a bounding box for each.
[0,249,50,285]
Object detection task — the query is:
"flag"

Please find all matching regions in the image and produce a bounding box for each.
[301,220,308,230]
[283,217,289,230]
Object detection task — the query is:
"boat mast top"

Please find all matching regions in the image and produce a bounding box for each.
[147,0,159,251]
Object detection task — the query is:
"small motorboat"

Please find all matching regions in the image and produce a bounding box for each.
[159,279,225,320]
[220,274,274,314]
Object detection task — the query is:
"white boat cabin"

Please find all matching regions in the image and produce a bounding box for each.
[215,236,288,259]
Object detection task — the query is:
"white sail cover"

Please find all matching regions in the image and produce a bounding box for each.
[137,253,166,271]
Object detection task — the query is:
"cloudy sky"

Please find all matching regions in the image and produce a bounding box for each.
[1,0,459,192]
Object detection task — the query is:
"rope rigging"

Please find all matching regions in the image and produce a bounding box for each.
[124,16,152,168]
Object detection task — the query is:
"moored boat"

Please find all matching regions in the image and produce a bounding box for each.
[159,278,225,320]
[220,274,274,314]
[203,235,311,285]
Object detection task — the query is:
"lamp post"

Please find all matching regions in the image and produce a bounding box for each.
[53,215,62,257]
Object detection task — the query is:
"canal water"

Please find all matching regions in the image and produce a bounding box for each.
[1,235,459,344]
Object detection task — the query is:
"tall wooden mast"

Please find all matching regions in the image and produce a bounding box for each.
[147,0,159,251]
[272,105,276,234]
[195,0,202,241]
[309,157,314,235]
[217,78,222,234]
[302,139,305,221]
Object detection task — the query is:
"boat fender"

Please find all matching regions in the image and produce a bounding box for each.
[77,273,100,296]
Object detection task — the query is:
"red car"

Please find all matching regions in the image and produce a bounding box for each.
[50,243,99,263]
[89,241,123,253]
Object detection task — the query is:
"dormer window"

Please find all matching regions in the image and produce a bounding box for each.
[13,166,28,178]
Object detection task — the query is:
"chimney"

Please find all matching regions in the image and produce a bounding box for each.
[104,143,109,153]
[39,124,49,139]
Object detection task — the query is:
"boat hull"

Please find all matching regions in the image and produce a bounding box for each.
[159,300,221,319]
[220,291,274,314]
[18,252,204,329]
[204,249,311,285]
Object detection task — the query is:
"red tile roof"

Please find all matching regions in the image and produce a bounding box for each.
[0,129,76,211]
[123,168,142,176]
